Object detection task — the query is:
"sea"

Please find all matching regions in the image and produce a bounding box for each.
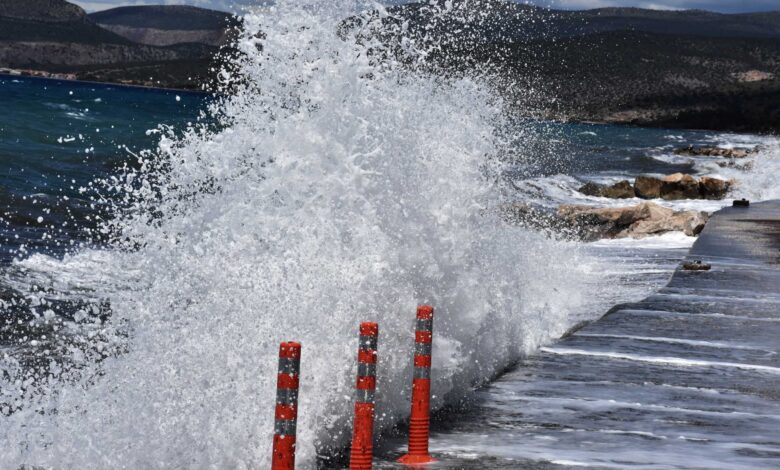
[0,2,779,468]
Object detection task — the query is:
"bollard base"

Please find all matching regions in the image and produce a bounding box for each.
[397,453,437,466]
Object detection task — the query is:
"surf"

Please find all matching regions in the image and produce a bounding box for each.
[0,1,599,467]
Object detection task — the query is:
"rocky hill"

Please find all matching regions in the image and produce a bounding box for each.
[557,7,780,40]
[0,0,86,22]
[0,0,130,44]
[0,0,234,89]
[89,5,240,47]
[378,0,780,133]
[3,0,780,131]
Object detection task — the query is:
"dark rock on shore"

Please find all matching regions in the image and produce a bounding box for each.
[499,203,574,236]
[716,160,754,171]
[634,175,663,199]
[578,180,634,199]
[698,176,731,200]
[660,173,700,200]
[674,146,755,158]
[580,174,731,200]
[603,180,634,198]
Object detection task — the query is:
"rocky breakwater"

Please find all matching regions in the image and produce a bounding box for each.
[501,202,709,241]
[557,202,709,241]
[674,145,756,158]
[675,145,759,170]
[580,173,732,200]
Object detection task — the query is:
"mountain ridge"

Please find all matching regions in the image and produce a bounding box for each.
[2,0,780,130]
[89,5,240,47]
[0,0,86,22]
[379,0,780,132]
[0,0,235,89]
[89,5,236,30]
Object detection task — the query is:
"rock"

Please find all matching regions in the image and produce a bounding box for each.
[698,176,731,199]
[578,182,606,197]
[662,172,688,183]
[601,180,635,198]
[634,176,664,199]
[679,210,709,236]
[728,149,750,158]
[635,174,731,200]
[660,173,700,200]
[578,180,635,199]
[557,202,709,240]
[716,159,753,171]
[499,203,567,233]
[675,145,754,158]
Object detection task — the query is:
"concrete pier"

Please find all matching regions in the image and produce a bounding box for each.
[378,201,780,469]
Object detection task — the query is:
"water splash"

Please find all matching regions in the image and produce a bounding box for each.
[0,2,597,466]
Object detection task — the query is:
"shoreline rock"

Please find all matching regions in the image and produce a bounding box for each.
[674,145,756,158]
[557,202,709,240]
[578,180,634,199]
[660,173,700,200]
[502,202,709,241]
[634,175,664,199]
[579,174,732,200]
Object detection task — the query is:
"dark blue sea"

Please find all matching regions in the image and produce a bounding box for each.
[0,74,209,264]
[3,74,775,268]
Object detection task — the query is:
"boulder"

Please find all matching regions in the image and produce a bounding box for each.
[698,176,731,199]
[716,159,753,171]
[628,206,709,237]
[557,202,709,240]
[662,172,688,183]
[634,175,664,199]
[635,174,731,200]
[660,173,700,200]
[499,203,570,233]
[578,182,606,197]
[500,202,596,240]
[578,180,635,199]
[601,180,635,198]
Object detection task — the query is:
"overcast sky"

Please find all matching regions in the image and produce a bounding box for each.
[72,0,780,14]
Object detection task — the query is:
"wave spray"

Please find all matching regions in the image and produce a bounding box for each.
[0,1,596,467]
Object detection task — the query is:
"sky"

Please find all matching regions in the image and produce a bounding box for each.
[71,0,780,14]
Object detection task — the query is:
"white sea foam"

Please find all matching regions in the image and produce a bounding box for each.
[733,141,780,201]
[541,347,780,374]
[574,333,767,351]
[0,2,603,467]
[589,231,695,249]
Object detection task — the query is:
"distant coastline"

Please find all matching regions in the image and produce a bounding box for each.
[0,70,211,95]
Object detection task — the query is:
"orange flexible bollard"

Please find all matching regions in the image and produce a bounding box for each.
[349,322,379,470]
[272,341,301,470]
[398,306,436,466]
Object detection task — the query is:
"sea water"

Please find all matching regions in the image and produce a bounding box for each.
[0,1,778,468]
